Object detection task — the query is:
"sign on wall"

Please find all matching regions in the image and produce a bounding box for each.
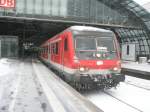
[0,0,15,8]
[121,44,136,61]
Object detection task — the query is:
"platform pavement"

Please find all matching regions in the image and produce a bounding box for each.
[0,58,103,112]
[33,59,103,112]
[121,61,150,80]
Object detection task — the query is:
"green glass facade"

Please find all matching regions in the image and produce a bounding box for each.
[0,0,137,27]
[0,0,149,57]
[0,36,18,58]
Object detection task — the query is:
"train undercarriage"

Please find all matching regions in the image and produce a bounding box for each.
[69,73,125,91]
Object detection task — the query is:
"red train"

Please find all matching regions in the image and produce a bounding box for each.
[40,26,125,89]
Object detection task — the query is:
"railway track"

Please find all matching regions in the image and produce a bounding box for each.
[124,82,150,91]
[83,81,150,112]
[39,61,150,112]
[103,91,143,112]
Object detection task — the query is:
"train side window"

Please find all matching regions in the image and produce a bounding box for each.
[43,48,44,53]
[64,38,68,51]
[51,43,58,54]
[45,47,46,53]
[49,45,51,53]
[44,47,46,54]
[56,42,58,54]
[52,44,55,54]
[127,45,129,55]
[46,46,48,53]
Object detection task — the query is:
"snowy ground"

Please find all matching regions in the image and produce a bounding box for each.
[122,61,150,72]
[0,58,14,76]
[84,75,150,112]
[33,60,102,112]
[0,58,102,112]
[1,58,150,112]
[0,58,51,112]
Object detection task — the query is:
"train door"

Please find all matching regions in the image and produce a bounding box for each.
[61,34,67,72]
[62,34,69,67]
[57,40,62,64]
[51,36,62,65]
[61,35,64,72]
[48,42,51,62]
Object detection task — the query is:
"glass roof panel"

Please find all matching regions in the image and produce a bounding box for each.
[128,2,136,7]
[133,0,150,12]
[133,0,149,5]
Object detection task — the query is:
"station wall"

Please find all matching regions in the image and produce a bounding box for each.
[0,36,18,58]
[121,44,136,61]
[0,0,136,27]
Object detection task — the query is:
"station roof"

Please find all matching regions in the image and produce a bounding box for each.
[0,0,149,56]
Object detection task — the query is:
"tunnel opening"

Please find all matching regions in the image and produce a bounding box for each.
[0,18,70,58]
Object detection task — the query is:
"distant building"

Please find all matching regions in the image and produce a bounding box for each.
[143,2,150,12]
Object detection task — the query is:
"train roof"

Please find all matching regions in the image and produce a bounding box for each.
[40,26,113,47]
[69,26,112,32]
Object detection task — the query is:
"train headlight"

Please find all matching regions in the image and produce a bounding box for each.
[113,67,118,71]
[113,67,121,73]
[79,67,85,72]
[96,53,101,58]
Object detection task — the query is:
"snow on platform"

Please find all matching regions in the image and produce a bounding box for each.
[33,60,102,112]
[0,58,103,112]
[0,59,52,112]
[121,61,150,73]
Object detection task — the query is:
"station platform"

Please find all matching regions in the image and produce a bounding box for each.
[121,61,150,79]
[0,58,103,112]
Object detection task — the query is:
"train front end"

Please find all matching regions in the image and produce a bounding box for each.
[71,27,125,89]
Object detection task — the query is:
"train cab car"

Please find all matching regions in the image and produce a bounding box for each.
[40,26,125,89]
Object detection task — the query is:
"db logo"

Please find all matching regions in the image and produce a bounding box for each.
[0,0,15,8]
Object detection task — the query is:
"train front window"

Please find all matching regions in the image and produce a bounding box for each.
[97,37,115,52]
[75,36,117,60]
[96,37,116,59]
[75,38,96,50]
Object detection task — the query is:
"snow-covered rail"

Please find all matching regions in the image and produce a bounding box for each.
[125,76,150,91]
[83,76,150,112]
[124,82,150,91]
[103,91,143,112]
